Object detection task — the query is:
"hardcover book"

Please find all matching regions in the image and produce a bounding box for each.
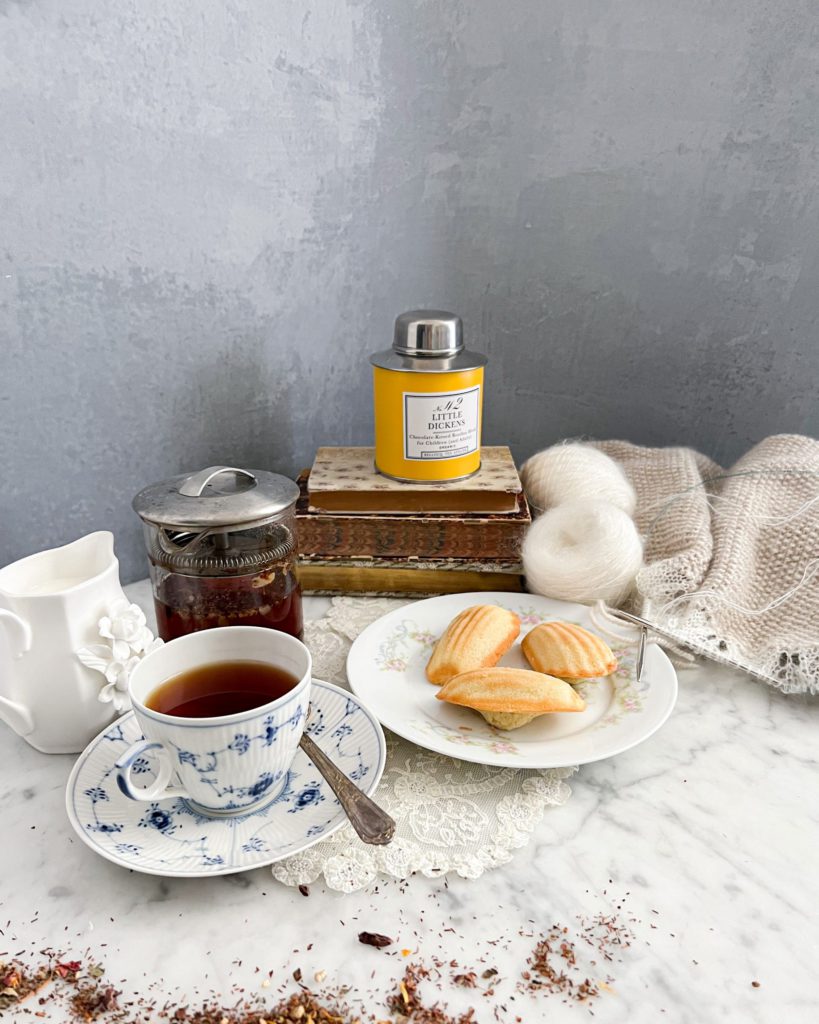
[296,473,530,560]
[297,554,524,596]
[307,446,522,514]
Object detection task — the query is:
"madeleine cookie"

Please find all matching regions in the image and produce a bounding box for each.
[426,605,521,685]
[522,621,617,681]
[435,666,585,729]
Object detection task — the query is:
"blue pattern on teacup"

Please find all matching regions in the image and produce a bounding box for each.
[125,689,309,813]
[158,704,308,811]
[67,680,386,875]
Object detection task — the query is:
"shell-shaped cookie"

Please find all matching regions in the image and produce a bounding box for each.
[435,667,586,722]
[425,605,521,685]
[521,621,617,681]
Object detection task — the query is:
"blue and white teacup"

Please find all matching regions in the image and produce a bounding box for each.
[115,626,311,817]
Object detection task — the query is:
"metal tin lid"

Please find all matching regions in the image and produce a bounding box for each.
[370,309,487,372]
[394,309,463,356]
[132,466,300,530]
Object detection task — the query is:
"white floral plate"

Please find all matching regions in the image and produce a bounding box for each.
[65,679,386,877]
[346,592,677,769]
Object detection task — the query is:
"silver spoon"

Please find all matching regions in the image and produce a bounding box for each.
[299,725,395,846]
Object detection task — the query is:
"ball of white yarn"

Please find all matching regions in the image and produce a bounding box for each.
[520,444,637,516]
[522,499,643,605]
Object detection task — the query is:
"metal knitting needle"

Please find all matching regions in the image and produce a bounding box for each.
[605,605,769,683]
[605,607,689,652]
[636,625,648,684]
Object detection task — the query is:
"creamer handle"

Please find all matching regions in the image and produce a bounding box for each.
[0,696,34,737]
[0,609,32,658]
[0,609,35,737]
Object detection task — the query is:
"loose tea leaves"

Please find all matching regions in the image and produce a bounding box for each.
[0,959,62,1011]
[0,889,645,1021]
[70,983,121,1020]
[520,909,636,1004]
[388,963,476,1024]
[358,932,393,949]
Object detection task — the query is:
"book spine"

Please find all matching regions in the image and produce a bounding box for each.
[298,564,524,596]
[297,515,526,559]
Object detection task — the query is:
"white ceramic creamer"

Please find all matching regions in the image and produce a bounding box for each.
[0,532,129,753]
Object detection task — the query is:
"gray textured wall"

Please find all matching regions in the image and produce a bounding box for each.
[1,0,817,582]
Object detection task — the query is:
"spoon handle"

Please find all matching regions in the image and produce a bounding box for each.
[298,731,396,846]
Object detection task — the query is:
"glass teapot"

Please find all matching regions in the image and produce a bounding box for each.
[133,466,303,642]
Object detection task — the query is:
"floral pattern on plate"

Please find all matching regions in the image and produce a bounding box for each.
[65,680,386,877]
[374,620,438,672]
[574,644,645,727]
[409,720,525,756]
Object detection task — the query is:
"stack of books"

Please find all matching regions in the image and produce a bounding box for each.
[297,446,530,595]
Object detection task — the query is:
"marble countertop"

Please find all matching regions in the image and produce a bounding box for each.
[1,583,818,1023]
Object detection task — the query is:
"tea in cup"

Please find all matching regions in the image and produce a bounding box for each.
[116,626,311,816]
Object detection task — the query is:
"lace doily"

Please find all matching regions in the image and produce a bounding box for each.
[272,597,575,892]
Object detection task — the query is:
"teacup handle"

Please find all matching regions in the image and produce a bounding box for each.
[115,739,191,803]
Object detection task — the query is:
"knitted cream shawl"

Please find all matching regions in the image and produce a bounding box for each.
[595,435,819,694]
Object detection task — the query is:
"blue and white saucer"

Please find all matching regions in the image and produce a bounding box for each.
[65,679,387,877]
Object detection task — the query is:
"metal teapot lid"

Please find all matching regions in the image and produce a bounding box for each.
[132,466,300,530]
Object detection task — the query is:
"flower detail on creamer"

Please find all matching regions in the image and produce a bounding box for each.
[98,600,157,660]
[77,600,163,713]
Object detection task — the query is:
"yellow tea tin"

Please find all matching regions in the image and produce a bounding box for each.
[371,310,488,482]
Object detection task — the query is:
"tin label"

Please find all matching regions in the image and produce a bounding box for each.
[403,386,481,461]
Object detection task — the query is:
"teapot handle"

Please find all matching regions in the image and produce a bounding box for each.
[177,465,256,497]
[0,609,35,737]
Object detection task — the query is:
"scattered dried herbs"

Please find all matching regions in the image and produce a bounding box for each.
[451,973,477,988]
[263,990,355,1022]
[0,958,69,1012]
[387,963,476,1024]
[70,982,121,1020]
[521,925,592,1001]
[1,888,646,1022]
[520,907,636,1005]
[358,931,393,949]
[54,959,83,979]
